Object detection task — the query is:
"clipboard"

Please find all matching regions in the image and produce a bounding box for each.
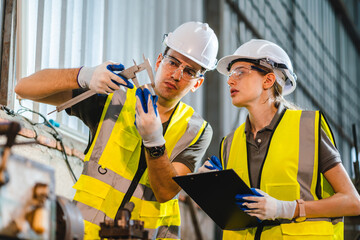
[173,169,259,230]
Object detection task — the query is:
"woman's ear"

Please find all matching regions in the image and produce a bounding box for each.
[263,73,276,90]
[191,77,204,92]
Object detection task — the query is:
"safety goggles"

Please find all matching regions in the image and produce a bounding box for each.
[162,55,204,81]
[228,65,268,79]
[228,58,297,82]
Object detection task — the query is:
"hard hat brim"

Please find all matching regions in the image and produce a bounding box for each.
[282,69,297,96]
[164,36,217,71]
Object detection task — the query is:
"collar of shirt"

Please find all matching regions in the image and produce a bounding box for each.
[244,103,286,137]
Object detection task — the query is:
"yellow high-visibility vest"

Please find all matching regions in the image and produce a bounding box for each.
[73,88,207,239]
[221,110,343,240]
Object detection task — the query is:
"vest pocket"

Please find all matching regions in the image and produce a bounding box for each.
[114,129,140,152]
[73,174,111,209]
[99,129,141,175]
[280,221,334,239]
[140,199,180,217]
[265,183,299,201]
[139,199,181,229]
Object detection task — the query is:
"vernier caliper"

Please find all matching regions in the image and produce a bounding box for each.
[48,55,155,115]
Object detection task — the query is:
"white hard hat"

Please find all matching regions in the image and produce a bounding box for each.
[164,21,219,70]
[217,39,297,95]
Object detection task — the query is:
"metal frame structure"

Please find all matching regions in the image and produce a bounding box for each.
[205,0,360,175]
[0,0,16,107]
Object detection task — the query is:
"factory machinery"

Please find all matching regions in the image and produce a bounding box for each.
[0,121,149,240]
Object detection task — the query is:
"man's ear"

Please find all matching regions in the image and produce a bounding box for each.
[190,77,204,92]
[263,73,276,90]
[155,53,163,71]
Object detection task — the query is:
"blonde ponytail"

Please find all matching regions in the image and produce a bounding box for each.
[273,81,300,110]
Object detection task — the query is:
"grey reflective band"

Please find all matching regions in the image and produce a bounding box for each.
[75,201,107,226]
[170,111,206,160]
[154,225,180,239]
[89,90,127,162]
[222,133,234,170]
[298,111,316,201]
[82,161,157,201]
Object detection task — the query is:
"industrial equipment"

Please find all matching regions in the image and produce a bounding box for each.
[0,121,84,240]
[99,202,149,240]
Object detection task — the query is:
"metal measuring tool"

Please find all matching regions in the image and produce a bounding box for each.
[48,55,155,115]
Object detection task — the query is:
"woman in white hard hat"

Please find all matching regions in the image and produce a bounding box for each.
[215,39,360,239]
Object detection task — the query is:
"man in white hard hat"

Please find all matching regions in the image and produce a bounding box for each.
[15,21,219,240]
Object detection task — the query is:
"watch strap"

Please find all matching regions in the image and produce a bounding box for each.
[295,199,306,222]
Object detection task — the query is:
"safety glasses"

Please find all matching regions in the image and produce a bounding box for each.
[228,65,268,80]
[162,55,203,81]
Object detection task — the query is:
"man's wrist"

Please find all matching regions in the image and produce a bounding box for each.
[76,66,84,88]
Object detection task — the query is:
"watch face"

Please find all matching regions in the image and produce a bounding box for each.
[147,145,165,158]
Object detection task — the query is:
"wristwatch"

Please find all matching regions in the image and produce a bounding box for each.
[295,199,306,222]
[145,145,166,158]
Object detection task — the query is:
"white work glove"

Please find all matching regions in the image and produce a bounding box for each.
[77,61,133,94]
[236,188,296,221]
[197,156,223,173]
[197,161,216,173]
[135,88,165,147]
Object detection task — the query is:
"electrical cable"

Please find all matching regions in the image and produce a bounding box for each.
[19,102,78,183]
[1,103,78,183]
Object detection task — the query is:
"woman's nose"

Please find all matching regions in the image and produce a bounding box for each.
[227,77,235,86]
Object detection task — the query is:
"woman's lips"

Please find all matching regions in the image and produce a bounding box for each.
[230,88,238,97]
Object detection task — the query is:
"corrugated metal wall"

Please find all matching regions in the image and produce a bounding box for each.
[218,0,360,175]
[18,0,360,175]
[17,0,205,139]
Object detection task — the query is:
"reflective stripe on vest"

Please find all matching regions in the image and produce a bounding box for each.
[76,201,180,240]
[221,132,234,170]
[222,110,343,239]
[73,88,206,240]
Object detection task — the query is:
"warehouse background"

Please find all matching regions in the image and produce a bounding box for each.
[0,0,359,239]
